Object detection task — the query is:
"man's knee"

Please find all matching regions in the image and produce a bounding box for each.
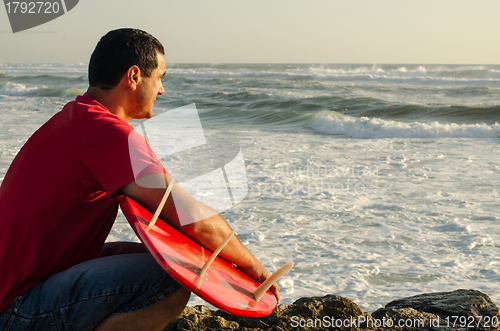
[94,287,191,331]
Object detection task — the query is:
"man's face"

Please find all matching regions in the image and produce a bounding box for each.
[131,52,166,119]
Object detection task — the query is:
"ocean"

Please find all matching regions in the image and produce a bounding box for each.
[1,63,500,312]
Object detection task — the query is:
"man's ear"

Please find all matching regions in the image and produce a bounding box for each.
[125,65,141,91]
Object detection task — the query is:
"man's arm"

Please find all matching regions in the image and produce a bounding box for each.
[120,173,280,301]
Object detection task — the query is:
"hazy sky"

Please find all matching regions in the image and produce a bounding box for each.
[1,0,499,64]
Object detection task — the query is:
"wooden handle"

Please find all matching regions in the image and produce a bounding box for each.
[148,179,175,230]
[253,261,294,302]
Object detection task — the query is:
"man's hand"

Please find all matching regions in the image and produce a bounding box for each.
[240,261,281,303]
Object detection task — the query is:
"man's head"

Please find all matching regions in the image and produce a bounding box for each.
[89,28,165,90]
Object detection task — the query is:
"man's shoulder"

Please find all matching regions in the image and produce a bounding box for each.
[26,94,132,151]
[61,93,132,132]
[67,93,122,121]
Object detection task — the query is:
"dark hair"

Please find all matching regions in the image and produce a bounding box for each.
[88,28,165,90]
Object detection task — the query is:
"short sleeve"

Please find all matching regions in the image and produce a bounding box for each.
[78,122,165,198]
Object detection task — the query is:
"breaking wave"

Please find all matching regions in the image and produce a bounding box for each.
[310,111,500,139]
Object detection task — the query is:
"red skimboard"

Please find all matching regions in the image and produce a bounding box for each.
[119,196,277,317]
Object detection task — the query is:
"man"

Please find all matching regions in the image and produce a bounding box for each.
[0,28,278,331]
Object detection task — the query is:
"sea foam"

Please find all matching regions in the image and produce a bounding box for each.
[0,82,44,96]
[310,111,500,139]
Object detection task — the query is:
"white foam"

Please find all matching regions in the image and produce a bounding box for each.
[0,82,44,96]
[310,111,500,139]
[167,65,500,89]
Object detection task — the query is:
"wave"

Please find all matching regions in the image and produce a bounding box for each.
[1,63,499,128]
[340,103,500,124]
[309,111,500,139]
[302,65,500,82]
[0,82,45,96]
[162,82,500,124]
[2,63,499,84]
[0,63,87,77]
[0,73,88,84]
[165,64,500,85]
[198,106,311,127]
[0,82,85,97]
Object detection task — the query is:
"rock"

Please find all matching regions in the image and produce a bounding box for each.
[372,289,500,329]
[164,294,370,331]
[289,295,374,330]
[375,307,440,329]
[163,306,214,331]
[164,290,500,330]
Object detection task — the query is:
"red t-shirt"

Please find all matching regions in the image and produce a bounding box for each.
[0,93,164,312]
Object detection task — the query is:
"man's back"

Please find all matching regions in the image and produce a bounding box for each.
[0,93,142,311]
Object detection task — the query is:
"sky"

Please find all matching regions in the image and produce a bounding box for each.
[0,0,499,64]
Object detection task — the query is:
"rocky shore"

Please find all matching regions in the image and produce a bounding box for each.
[164,290,500,331]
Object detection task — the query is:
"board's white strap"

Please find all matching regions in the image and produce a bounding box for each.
[149,179,175,229]
[253,261,294,302]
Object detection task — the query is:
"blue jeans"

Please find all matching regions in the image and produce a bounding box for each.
[0,246,183,331]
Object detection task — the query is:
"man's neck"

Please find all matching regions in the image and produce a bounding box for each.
[87,86,131,122]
